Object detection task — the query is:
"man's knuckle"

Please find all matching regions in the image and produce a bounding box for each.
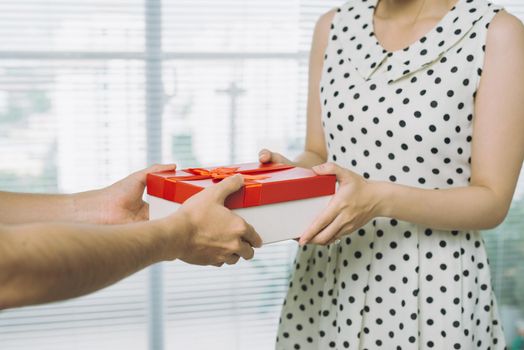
[235,219,248,233]
[235,241,243,252]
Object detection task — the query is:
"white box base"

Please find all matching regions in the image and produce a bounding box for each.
[148,195,333,244]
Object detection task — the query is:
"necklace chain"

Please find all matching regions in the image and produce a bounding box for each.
[377,0,429,28]
[411,0,428,27]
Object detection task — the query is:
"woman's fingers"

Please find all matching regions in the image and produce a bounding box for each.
[312,162,351,183]
[308,215,346,245]
[258,149,273,163]
[258,149,293,165]
[325,223,354,245]
[299,199,340,245]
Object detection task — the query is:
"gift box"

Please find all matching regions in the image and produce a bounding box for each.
[147,162,336,244]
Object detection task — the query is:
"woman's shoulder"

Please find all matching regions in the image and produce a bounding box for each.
[316,8,337,32]
[487,9,524,45]
[488,11,524,40]
[314,0,363,35]
[479,9,524,95]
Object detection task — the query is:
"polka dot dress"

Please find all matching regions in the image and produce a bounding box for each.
[276,0,507,349]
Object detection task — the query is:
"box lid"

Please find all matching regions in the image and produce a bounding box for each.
[146,162,336,209]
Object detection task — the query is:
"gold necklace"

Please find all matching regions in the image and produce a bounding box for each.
[377,0,429,28]
[411,0,428,27]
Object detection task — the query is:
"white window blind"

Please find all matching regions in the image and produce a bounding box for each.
[0,1,340,350]
[0,1,522,349]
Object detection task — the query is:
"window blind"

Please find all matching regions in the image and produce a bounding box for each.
[0,1,522,349]
[0,1,340,350]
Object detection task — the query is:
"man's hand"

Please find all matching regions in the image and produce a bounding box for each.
[0,168,263,308]
[161,174,263,267]
[0,164,173,226]
[95,164,177,225]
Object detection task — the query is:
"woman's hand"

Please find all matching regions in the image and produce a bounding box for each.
[299,163,382,246]
[258,149,295,166]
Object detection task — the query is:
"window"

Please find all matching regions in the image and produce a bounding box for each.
[0,1,339,349]
[0,1,522,349]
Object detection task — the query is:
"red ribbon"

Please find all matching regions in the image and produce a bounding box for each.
[168,164,295,183]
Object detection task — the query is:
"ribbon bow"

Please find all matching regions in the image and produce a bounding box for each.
[183,167,271,181]
[168,164,295,183]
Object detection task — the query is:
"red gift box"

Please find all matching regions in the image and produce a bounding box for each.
[147,162,336,209]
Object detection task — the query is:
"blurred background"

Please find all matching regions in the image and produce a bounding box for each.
[0,0,522,349]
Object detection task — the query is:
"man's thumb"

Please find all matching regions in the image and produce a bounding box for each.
[214,174,244,203]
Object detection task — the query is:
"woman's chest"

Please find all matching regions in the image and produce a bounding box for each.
[319,45,479,155]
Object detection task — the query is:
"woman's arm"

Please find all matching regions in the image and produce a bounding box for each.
[259,9,336,168]
[0,175,262,309]
[300,12,524,245]
[379,11,524,228]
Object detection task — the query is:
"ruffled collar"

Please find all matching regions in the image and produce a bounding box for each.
[340,0,495,83]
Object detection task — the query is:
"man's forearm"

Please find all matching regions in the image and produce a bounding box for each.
[0,217,182,309]
[0,190,104,225]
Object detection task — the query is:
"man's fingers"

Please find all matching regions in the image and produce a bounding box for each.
[299,200,339,245]
[213,174,244,203]
[135,164,177,186]
[242,223,263,248]
[146,163,177,174]
[139,203,149,221]
[237,241,255,260]
[225,254,241,265]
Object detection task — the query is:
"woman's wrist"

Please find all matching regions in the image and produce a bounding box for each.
[293,150,326,169]
[367,180,393,218]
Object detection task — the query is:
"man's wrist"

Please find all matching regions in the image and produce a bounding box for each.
[151,211,192,262]
[71,189,107,224]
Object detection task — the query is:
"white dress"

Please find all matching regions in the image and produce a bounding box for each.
[276,0,507,349]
